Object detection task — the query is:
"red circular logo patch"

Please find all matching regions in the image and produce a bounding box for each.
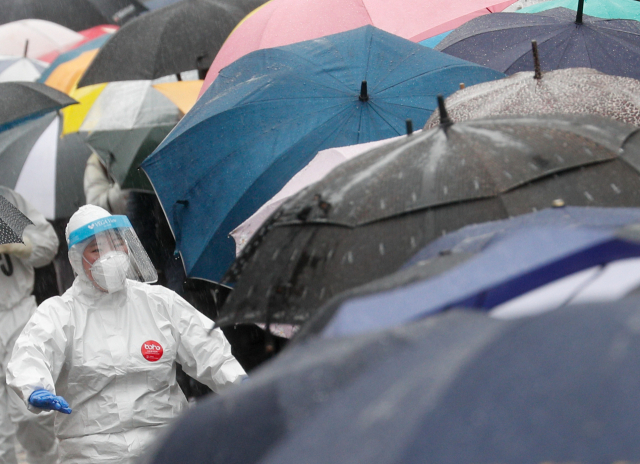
[141,340,163,362]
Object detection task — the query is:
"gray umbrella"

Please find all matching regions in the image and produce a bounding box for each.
[217,112,640,328]
[426,67,640,128]
[0,195,32,245]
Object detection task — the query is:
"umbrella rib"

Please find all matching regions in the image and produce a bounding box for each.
[375,64,480,94]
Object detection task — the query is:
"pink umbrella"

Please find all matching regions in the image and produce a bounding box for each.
[199,0,515,96]
[230,131,421,254]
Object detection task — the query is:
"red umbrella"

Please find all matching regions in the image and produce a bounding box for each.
[37,25,118,63]
[199,0,516,96]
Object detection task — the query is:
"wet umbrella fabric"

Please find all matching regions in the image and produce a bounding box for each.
[0,20,84,59]
[142,25,505,282]
[217,113,640,328]
[435,8,640,79]
[315,223,640,338]
[0,55,47,82]
[0,113,92,219]
[0,0,146,31]
[76,0,268,87]
[79,80,183,190]
[200,0,515,94]
[142,303,640,464]
[0,195,33,245]
[0,82,77,132]
[515,0,640,19]
[425,68,640,128]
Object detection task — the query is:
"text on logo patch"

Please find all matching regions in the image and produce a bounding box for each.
[141,340,163,362]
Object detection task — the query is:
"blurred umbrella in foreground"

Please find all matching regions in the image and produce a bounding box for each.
[200,0,516,94]
[513,0,640,18]
[217,113,640,328]
[309,218,640,338]
[436,5,640,79]
[143,302,640,464]
[0,0,146,31]
[0,113,91,219]
[142,26,505,282]
[79,80,199,190]
[0,20,83,59]
[426,67,640,128]
[230,135,416,255]
[0,55,48,82]
[0,82,77,132]
[0,195,33,245]
[77,0,268,87]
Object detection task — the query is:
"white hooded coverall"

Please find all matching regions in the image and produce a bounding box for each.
[7,205,246,463]
[0,186,59,464]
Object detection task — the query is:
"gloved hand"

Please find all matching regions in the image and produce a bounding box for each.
[29,389,72,414]
[0,235,32,259]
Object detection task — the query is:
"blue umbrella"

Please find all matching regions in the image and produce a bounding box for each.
[141,25,505,281]
[315,208,640,338]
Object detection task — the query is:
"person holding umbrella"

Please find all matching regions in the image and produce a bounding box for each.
[0,186,59,464]
[6,204,246,464]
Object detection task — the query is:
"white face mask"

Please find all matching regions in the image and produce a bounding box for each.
[85,251,130,293]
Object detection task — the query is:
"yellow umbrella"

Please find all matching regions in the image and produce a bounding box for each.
[152,80,202,115]
[44,49,99,94]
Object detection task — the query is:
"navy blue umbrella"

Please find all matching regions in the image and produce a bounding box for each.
[435,4,640,79]
[315,212,640,338]
[141,25,505,281]
[142,300,640,464]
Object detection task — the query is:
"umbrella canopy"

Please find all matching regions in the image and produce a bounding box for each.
[230,135,414,255]
[514,0,640,18]
[314,222,640,338]
[0,55,47,82]
[0,0,146,31]
[79,80,187,190]
[43,49,100,94]
[216,113,640,328]
[0,195,33,245]
[503,0,549,10]
[0,20,84,59]
[143,302,640,464]
[141,26,505,282]
[0,82,77,132]
[76,0,268,87]
[36,25,117,65]
[435,7,640,79]
[0,113,92,219]
[425,67,640,128]
[199,0,516,95]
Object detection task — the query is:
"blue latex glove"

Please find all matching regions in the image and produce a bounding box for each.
[29,389,72,414]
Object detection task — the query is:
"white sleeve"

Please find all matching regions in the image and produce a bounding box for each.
[2,188,58,268]
[6,298,69,410]
[170,293,246,393]
[84,153,129,215]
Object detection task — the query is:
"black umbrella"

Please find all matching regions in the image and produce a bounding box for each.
[435,3,640,79]
[0,194,33,245]
[217,111,640,328]
[77,0,268,87]
[0,0,146,31]
[0,82,77,132]
[142,300,640,464]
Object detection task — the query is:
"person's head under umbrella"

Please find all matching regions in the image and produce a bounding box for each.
[66,205,157,293]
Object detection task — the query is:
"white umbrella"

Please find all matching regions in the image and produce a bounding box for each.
[0,55,48,82]
[0,20,83,59]
[230,131,421,254]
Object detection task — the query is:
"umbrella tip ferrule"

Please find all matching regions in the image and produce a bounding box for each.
[437,95,453,127]
[406,119,413,136]
[575,0,584,24]
[531,40,542,80]
[552,199,565,208]
[359,81,369,102]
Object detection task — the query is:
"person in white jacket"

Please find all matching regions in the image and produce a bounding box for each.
[7,205,246,464]
[0,186,59,464]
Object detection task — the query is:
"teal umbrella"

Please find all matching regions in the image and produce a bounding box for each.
[516,0,640,18]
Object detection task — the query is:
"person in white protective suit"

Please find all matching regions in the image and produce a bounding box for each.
[7,205,247,464]
[0,186,59,464]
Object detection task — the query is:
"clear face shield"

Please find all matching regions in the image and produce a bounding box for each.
[68,216,157,293]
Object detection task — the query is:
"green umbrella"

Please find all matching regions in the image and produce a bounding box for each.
[79,80,181,191]
[517,0,640,19]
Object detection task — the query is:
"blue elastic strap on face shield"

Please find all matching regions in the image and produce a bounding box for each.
[67,216,133,249]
